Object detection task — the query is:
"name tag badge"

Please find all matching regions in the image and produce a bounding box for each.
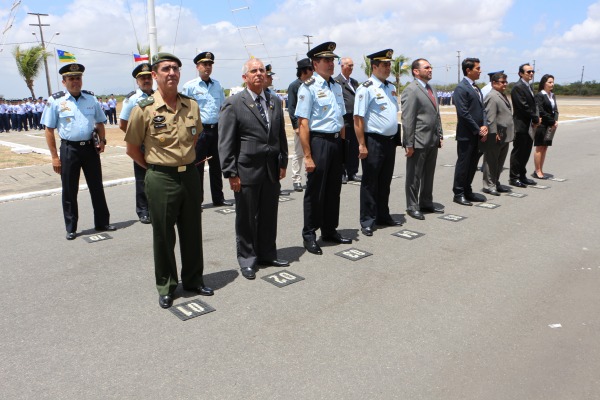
[154,123,167,129]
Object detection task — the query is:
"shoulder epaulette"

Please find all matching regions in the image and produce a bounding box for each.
[362,81,373,88]
[303,77,315,86]
[125,91,136,100]
[179,92,193,100]
[82,90,94,96]
[51,91,65,99]
[138,96,155,108]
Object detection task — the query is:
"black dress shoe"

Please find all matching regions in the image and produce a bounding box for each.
[465,192,486,202]
[482,188,500,196]
[361,226,373,236]
[521,177,537,185]
[376,218,403,226]
[453,195,473,206]
[95,224,117,231]
[496,184,511,193]
[420,206,444,214]
[257,259,290,267]
[321,233,352,244]
[159,294,173,309]
[303,239,323,255]
[532,172,547,180]
[139,215,152,224]
[183,286,214,296]
[348,174,362,182]
[341,174,348,184]
[214,200,234,206]
[509,179,526,188]
[241,267,256,280]
[293,182,304,192]
[66,232,77,240]
[407,209,425,220]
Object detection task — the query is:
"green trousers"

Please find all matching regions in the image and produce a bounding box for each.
[145,166,204,295]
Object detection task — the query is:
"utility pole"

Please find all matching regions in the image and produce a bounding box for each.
[456,51,461,84]
[303,35,313,52]
[579,65,585,95]
[28,12,52,96]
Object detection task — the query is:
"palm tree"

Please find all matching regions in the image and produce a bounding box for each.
[360,55,371,78]
[390,55,411,91]
[12,45,48,98]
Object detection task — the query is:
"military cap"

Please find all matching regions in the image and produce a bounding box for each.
[151,52,182,67]
[193,51,215,64]
[367,49,394,62]
[487,70,504,81]
[297,58,312,69]
[132,63,152,78]
[265,64,275,76]
[59,63,85,76]
[307,42,338,59]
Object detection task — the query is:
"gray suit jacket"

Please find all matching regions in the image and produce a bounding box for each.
[218,89,288,185]
[400,80,443,149]
[483,89,514,150]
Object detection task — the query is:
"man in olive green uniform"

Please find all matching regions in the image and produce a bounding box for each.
[125,53,213,309]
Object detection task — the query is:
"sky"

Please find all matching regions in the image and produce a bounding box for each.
[1,0,599,98]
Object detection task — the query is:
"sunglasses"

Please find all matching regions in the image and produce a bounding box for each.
[524,70,535,74]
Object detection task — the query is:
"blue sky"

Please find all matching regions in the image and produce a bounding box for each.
[1,0,599,97]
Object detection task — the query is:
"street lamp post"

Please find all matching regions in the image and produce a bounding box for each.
[28,12,55,97]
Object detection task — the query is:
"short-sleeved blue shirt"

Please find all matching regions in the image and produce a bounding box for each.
[41,91,107,141]
[181,77,225,124]
[294,72,345,133]
[119,89,152,121]
[354,75,398,136]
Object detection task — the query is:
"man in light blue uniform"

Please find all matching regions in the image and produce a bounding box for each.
[42,63,116,240]
[181,51,231,207]
[0,98,8,132]
[119,63,154,224]
[107,95,117,125]
[354,49,403,237]
[295,41,352,255]
[34,97,45,129]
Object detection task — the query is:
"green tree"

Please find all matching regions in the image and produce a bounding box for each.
[12,45,48,98]
[390,55,411,91]
[361,55,371,78]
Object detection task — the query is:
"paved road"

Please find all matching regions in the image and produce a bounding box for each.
[1,120,599,399]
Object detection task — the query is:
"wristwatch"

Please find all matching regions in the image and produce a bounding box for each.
[228,172,238,178]
[100,138,107,145]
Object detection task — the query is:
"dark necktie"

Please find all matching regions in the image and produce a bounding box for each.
[255,96,268,125]
[425,84,437,106]
[473,83,483,102]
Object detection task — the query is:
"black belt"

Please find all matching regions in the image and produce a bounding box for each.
[61,139,93,146]
[310,131,341,139]
[365,132,395,140]
[148,163,194,173]
[203,123,218,129]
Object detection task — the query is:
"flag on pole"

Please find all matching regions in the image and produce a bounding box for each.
[57,49,76,63]
[134,53,149,62]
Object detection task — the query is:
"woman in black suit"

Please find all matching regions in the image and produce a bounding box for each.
[533,74,558,179]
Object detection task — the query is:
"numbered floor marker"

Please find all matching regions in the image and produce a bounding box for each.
[442,164,454,167]
[169,299,215,321]
[215,208,236,215]
[347,181,361,186]
[438,214,467,222]
[278,196,294,203]
[476,203,500,209]
[507,192,527,198]
[335,248,373,261]
[392,229,425,240]
[529,185,550,190]
[548,177,566,182]
[261,270,305,288]
[83,233,112,243]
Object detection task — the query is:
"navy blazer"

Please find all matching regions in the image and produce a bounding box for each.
[452,78,487,141]
[511,79,540,131]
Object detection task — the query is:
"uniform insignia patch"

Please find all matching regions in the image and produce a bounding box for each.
[139,96,155,108]
[359,94,363,99]
[304,77,315,86]
[323,106,328,111]
[154,123,167,129]
[52,91,65,99]
[299,95,305,100]
[159,137,165,142]
[125,90,136,100]
[81,90,94,96]
[153,116,166,123]
[362,81,373,88]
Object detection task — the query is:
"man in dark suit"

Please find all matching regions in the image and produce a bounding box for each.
[452,57,488,206]
[219,58,289,280]
[401,58,444,220]
[509,63,539,187]
[335,57,361,183]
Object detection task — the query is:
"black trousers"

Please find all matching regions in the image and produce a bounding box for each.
[33,112,41,129]
[360,133,396,228]
[195,124,224,204]
[108,108,117,124]
[509,130,533,180]
[60,141,110,233]
[0,114,9,131]
[343,116,359,177]
[302,135,343,240]
[453,137,481,196]
[234,179,280,269]
[134,160,149,218]
[17,114,27,131]
[27,111,33,127]
[11,114,17,130]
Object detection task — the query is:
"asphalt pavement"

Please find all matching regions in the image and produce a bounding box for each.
[1,119,599,399]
